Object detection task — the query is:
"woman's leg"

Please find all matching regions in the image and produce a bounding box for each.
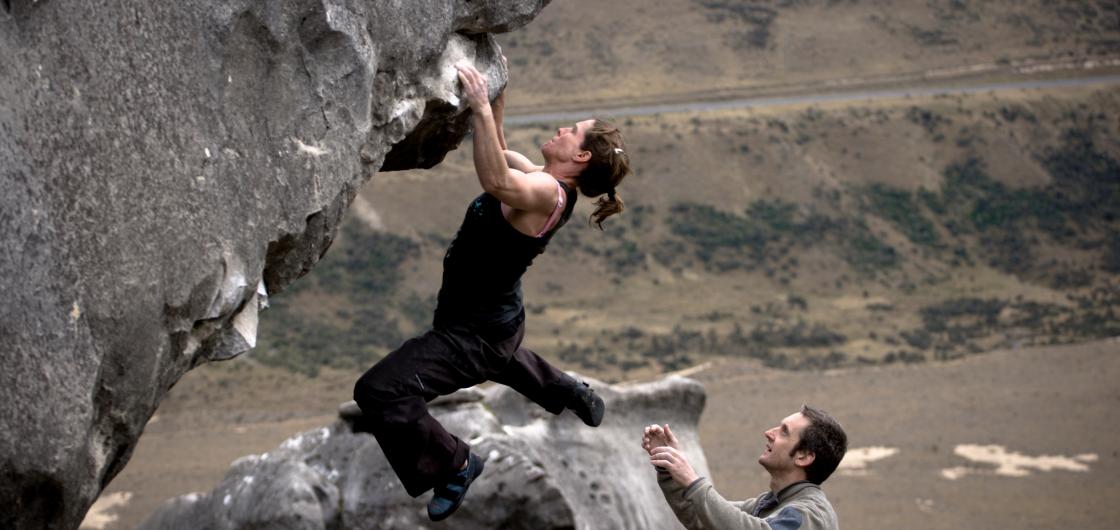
[486,319,580,415]
[352,329,486,497]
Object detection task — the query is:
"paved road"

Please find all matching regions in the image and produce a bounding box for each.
[505,74,1120,126]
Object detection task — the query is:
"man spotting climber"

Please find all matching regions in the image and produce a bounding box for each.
[353,60,632,521]
[642,406,847,530]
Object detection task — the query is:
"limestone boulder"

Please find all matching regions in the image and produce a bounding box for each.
[0,1,550,528]
[139,375,709,530]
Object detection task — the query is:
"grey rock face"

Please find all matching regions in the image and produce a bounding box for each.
[139,376,709,530]
[0,1,549,528]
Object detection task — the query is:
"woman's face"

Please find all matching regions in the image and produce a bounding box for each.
[542,118,595,163]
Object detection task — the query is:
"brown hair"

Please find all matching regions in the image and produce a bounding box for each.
[791,405,848,485]
[577,119,631,229]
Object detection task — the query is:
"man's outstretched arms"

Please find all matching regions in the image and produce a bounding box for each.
[645,424,700,487]
[644,423,793,530]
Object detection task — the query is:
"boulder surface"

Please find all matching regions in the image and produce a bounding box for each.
[0,1,549,528]
[139,376,709,530]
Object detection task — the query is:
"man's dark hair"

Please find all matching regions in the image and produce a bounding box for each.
[791,405,848,485]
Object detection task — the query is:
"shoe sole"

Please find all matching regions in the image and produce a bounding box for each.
[572,386,605,427]
[586,396,604,425]
[584,395,605,427]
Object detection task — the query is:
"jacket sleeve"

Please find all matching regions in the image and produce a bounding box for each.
[658,471,763,530]
[770,500,837,530]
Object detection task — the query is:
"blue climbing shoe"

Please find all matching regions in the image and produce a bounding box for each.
[427,452,485,521]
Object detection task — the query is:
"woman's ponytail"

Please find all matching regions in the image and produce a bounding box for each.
[577,120,631,229]
[590,191,624,230]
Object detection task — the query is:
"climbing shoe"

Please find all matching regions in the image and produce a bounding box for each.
[567,380,605,427]
[427,452,485,522]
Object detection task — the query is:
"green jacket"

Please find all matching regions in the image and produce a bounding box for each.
[658,471,839,530]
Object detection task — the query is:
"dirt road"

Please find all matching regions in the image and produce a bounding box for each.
[505,69,1120,125]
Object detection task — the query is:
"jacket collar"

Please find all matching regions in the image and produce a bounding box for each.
[775,480,818,502]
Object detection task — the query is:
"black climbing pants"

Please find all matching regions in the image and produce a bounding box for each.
[353,312,575,497]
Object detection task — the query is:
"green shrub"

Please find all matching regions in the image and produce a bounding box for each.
[920,297,1006,330]
[746,200,797,233]
[900,329,933,350]
[668,202,771,265]
[883,351,926,364]
[906,106,951,135]
[865,184,940,246]
[605,239,646,273]
[1103,231,1120,273]
[697,2,777,49]
[748,320,846,348]
[1041,128,1120,231]
[839,221,899,272]
[927,126,1120,276]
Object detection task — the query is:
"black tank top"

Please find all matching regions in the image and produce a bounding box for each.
[433,182,577,328]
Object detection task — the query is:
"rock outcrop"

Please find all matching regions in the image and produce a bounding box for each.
[0,1,549,528]
[138,376,708,530]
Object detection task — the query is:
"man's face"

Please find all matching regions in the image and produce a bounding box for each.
[541,118,594,162]
[758,412,812,473]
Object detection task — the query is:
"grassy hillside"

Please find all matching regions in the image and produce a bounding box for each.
[497,0,1120,110]
[253,0,1120,380]
[256,84,1120,380]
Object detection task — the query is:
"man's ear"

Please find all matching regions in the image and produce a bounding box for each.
[573,150,591,163]
[794,450,816,469]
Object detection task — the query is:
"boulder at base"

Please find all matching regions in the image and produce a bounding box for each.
[139,375,708,530]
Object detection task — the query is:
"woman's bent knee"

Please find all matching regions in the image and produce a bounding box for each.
[354,364,395,411]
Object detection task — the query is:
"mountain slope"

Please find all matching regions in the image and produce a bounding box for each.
[257,83,1120,380]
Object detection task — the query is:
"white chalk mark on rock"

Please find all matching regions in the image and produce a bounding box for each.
[292,138,330,157]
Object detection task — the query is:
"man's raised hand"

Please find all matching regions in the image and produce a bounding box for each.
[649,445,700,487]
[642,423,681,455]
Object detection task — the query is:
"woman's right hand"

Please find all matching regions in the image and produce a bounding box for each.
[455,63,491,113]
